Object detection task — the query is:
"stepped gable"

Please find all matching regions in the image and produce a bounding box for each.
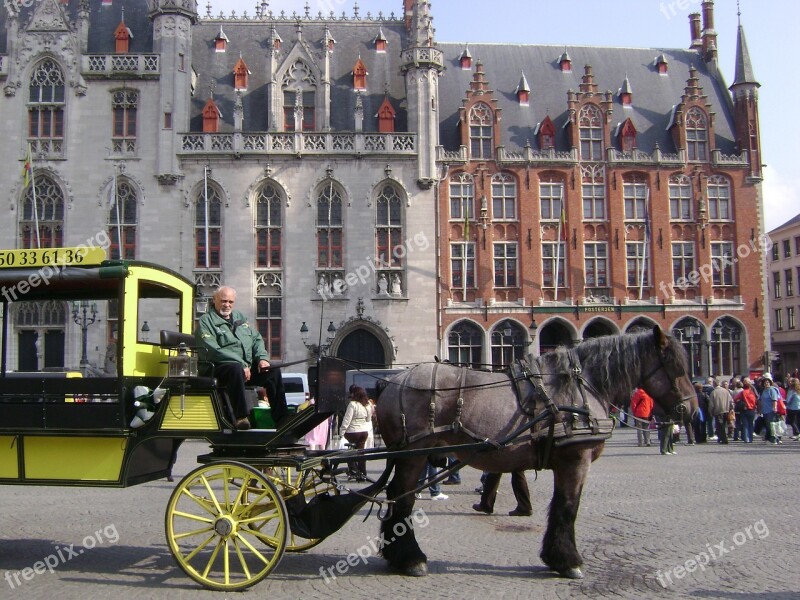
[437,42,738,155]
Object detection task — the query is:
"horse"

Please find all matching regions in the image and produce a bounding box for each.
[374,325,695,579]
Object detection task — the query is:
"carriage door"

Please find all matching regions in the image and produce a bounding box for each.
[335,329,386,369]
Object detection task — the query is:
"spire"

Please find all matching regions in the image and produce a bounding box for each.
[411,0,435,47]
[731,22,759,88]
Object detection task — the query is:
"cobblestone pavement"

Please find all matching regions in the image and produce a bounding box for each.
[1,427,798,599]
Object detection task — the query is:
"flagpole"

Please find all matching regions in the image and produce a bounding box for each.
[638,188,649,300]
[462,195,468,301]
[203,166,210,269]
[28,144,41,249]
[554,189,563,302]
[113,173,123,258]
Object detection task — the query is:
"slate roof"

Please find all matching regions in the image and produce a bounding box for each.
[189,17,409,132]
[436,42,738,155]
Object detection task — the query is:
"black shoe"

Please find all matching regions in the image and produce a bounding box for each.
[508,508,532,517]
[472,503,493,515]
[235,417,251,431]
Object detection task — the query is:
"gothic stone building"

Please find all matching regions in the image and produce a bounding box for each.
[0,0,767,381]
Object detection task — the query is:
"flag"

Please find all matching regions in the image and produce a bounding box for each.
[21,144,32,189]
[463,207,470,240]
[108,173,117,208]
[554,194,565,298]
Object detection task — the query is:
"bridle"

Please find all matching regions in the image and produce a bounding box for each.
[641,346,695,405]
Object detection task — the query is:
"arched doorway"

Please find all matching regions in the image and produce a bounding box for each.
[582,318,616,340]
[539,320,573,353]
[335,328,387,370]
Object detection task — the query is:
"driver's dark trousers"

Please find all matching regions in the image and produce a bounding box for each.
[213,362,288,425]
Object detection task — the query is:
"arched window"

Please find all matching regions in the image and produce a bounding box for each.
[195,181,223,269]
[491,173,516,221]
[256,274,282,359]
[447,321,483,368]
[317,182,343,269]
[581,164,606,220]
[449,173,474,223]
[255,182,282,268]
[490,320,526,370]
[469,103,493,159]
[282,60,315,131]
[710,318,742,377]
[578,104,603,161]
[706,175,731,220]
[20,173,64,249]
[108,177,137,259]
[375,184,403,268]
[686,107,708,161]
[668,174,692,221]
[112,89,138,154]
[28,58,65,156]
[672,318,704,379]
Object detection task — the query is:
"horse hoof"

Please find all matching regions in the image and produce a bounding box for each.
[559,567,584,579]
[404,562,428,577]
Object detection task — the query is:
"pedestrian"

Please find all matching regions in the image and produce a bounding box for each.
[758,372,781,444]
[629,387,654,447]
[443,457,461,485]
[657,415,676,455]
[785,378,800,440]
[708,378,733,444]
[472,471,532,516]
[735,377,758,443]
[416,457,448,501]
[340,386,373,480]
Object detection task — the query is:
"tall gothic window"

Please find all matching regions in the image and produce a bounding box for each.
[672,242,695,287]
[711,242,735,286]
[195,181,223,269]
[20,173,64,249]
[451,242,475,290]
[493,242,517,288]
[447,321,483,368]
[28,59,65,155]
[673,317,704,379]
[255,182,282,268]
[584,242,608,288]
[376,184,403,268]
[623,175,648,220]
[669,174,693,220]
[686,107,708,161]
[542,242,566,288]
[709,318,742,376]
[112,89,138,154]
[578,104,603,161]
[490,320,526,370]
[706,175,731,220]
[491,173,516,220]
[581,165,606,220]
[469,103,493,159]
[281,60,316,132]
[108,178,137,260]
[317,182,343,268]
[256,296,282,358]
[449,173,474,222]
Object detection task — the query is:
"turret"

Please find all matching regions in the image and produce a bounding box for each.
[729,21,762,181]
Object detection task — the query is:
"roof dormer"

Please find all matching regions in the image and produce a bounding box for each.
[233,55,251,91]
[114,18,133,54]
[373,27,387,53]
[617,117,637,151]
[618,74,633,106]
[655,53,669,75]
[515,72,530,106]
[202,96,222,133]
[214,27,229,52]
[376,96,396,133]
[459,45,472,70]
[559,49,572,73]
[537,115,556,150]
[270,25,282,52]
[353,57,368,91]
[324,26,336,52]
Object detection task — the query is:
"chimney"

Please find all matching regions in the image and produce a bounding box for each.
[701,0,718,61]
[689,13,702,50]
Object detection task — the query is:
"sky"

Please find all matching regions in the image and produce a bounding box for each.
[206,0,799,233]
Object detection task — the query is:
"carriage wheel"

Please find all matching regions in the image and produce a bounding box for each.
[165,462,288,591]
[258,466,341,552]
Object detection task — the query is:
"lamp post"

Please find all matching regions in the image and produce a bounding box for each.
[72,301,98,373]
[300,320,337,356]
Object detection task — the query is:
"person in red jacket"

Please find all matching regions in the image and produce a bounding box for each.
[630,387,655,447]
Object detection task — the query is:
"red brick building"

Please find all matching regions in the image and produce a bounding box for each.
[435,1,766,380]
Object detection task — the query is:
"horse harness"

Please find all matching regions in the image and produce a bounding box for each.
[393,353,614,469]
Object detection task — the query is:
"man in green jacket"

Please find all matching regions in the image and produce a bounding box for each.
[194,286,287,430]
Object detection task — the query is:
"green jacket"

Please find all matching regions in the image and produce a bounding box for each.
[194,308,269,369]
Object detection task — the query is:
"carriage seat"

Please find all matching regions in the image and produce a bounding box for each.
[159,329,196,349]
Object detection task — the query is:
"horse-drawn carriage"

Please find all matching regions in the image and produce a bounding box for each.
[0,246,696,591]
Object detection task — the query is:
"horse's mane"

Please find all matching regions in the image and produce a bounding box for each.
[537,330,653,402]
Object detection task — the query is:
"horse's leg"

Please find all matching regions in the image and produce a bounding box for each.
[380,454,428,576]
[539,447,592,579]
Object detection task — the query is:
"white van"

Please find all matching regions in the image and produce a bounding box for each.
[283,372,310,406]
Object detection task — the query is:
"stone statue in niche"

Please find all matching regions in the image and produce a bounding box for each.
[332,273,346,296]
[391,273,402,296]
[317,274,330,298]
[377,273,389,296]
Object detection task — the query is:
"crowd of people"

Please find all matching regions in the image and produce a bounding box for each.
[627,369,800,452]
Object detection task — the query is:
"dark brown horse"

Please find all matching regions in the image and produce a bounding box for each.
[375,325,695,579]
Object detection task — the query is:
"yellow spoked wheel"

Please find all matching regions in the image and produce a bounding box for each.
[165,462,287,591]
[260,466,340,552]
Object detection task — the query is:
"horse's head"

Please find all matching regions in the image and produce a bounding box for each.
[640,325,696,418]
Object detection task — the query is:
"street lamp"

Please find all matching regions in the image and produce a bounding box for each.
[72,301,98,373]
[299,320,337,356]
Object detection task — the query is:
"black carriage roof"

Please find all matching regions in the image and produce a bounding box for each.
[0,259,191,302]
